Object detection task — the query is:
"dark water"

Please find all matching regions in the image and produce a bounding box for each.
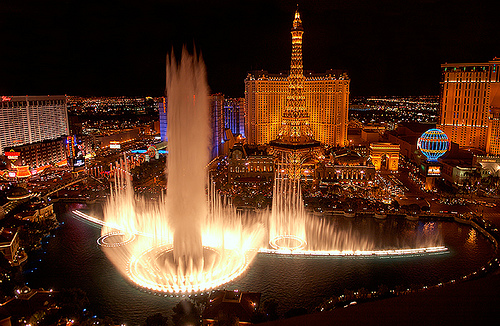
[24,203,495,325]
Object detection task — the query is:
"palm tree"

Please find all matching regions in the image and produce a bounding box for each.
[484,172,500,195]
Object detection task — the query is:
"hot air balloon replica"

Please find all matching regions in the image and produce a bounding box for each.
[417,128,450,191]
[417,129,450,162]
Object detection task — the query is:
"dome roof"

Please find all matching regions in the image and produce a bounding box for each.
[333,149,363,165]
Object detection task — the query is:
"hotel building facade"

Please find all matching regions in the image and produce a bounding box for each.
[209,94,246,158]
[162,94,245,159]
[437,58,500,154]
[4,136,67,171]
[0,95,69,154]
[159,97,167,142]
[245,72,350,148]
[224,97,246,138]
[244,13,350,148]
[210,94,225,159]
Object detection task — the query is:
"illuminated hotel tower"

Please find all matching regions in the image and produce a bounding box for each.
[210,94,225,158]
[438,58,500,154]
[224,97,245,137]
[159,97,167,142]
[244,10,349,147]
[0,95,69,155]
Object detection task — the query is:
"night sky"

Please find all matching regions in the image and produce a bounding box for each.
[1,0,499,98]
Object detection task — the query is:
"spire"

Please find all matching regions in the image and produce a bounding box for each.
[292,5,303,31]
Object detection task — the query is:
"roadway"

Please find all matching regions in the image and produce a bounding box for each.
[386,166,500,222]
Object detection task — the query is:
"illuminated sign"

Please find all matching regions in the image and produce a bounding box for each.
[427,166,441,176]
[67,135,76,157]
[8,171,16,178]
[56,159,68,167]
[16,165,31,178]
[110,141,121,149]
[73,158,85,167]
[1,96,11,102]
[6,150,20,160]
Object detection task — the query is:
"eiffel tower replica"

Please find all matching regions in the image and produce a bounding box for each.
[269,7,324,181]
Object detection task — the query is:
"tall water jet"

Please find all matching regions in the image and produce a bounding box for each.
[97,48,264,294]
[165,48,209,270]
[268,165,307,250]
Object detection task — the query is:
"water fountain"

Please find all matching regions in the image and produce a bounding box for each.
[98,49,264,293]
[268,167,307,251]
[78,48,447,295]
[261,168,445,256]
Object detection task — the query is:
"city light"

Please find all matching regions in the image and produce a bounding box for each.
[259,246,449,257]
[2,4,499,325]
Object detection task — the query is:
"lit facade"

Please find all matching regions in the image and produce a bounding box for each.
[317,149,375,185]
[0,95,69,155]
[369,143,400,171]
[305,71,350,147]
[0,227,20,263]
[440,159,476,186]
[223,97,245,137]
[437,58,500,153]
[244,71,287,146]
[210,95,246,158]
[159,97,167,142]
[161,93,243,159]
[487,107,500,155]
[210,94,225,158]
[4,136,67,170]
[245,71,350,147]
[244,10,349,147]
[227,144,274,184]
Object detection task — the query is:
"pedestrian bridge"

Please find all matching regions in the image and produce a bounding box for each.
[41,175,88,201]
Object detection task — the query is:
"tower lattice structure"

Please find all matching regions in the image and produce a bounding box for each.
[270,8,323,181]
[277,9,314,144]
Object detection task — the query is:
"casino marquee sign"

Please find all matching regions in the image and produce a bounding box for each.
[6,149,20,161]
